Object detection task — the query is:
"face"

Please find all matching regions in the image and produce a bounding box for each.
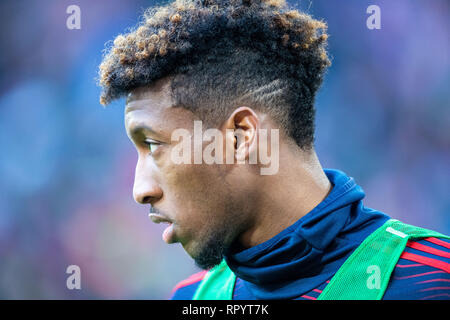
[124,77,253,269]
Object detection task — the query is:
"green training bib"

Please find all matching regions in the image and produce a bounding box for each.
[192,219,450,300]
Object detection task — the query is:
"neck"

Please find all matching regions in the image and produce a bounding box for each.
[238,147,332,249]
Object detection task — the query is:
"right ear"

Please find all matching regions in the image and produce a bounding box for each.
[221,106,260,164]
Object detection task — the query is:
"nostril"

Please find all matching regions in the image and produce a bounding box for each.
[133,185,163,205]
[142,196,153,204]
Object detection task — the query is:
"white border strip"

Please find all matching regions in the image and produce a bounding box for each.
[386,227,407,238]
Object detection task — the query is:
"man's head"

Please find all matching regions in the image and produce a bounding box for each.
[98,0,330,269]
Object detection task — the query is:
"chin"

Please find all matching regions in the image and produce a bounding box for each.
[180,238,197,257]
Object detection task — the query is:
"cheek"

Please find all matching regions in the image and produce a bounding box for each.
[162,163,226,222]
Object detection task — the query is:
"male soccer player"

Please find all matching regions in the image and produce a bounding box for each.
[98,0,450,299]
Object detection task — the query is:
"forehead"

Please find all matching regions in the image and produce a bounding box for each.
[124,78,195,132]
[125,76,173,111]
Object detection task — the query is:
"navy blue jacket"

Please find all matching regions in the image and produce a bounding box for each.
[172,169,450,300]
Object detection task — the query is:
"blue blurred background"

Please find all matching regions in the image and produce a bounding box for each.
[0,0,448,299]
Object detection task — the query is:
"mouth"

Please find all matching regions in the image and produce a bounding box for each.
[148,213,175,244]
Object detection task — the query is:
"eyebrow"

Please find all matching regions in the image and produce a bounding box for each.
[127,124,163,141]
[125,104,143,114]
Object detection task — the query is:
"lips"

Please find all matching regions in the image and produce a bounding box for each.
[148,213,172,224]
[148,213,175,243]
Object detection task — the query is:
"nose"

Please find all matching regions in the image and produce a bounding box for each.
[133,159,163,205]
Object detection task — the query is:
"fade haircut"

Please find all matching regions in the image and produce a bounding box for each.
[98,0,331,149]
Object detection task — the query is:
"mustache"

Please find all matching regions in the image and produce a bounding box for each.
[149,206,170,218]
[149,206,160,214]
[149,206,173,224]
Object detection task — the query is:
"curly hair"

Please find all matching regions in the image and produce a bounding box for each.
[98,0,330,149]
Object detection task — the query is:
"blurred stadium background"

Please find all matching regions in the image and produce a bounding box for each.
[0,0,449,299]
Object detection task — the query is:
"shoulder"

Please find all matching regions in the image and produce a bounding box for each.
[383,237,450,300]
[170,270,209,300]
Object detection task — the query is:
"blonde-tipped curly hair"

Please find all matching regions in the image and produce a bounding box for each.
[98,0,330,149]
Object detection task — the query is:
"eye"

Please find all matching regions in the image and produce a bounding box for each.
[144,139,160,155]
